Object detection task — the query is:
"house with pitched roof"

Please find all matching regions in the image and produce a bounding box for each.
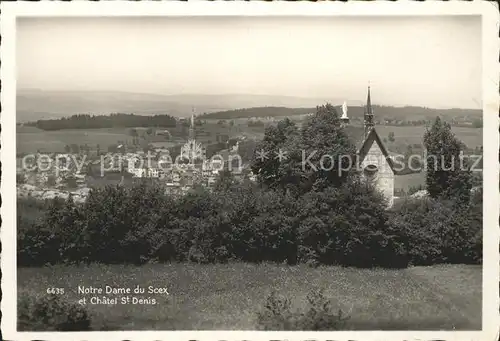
[343,87,398,207]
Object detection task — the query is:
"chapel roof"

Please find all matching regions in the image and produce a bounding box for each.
[357,128,399,174]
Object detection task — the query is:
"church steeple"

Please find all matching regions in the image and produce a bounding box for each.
[364,85,374,139]
[189,107,195,141]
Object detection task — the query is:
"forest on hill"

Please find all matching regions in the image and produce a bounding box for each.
[21,105,482,131]
[201,107,314,119]
[202,105,482,125]
[24,113,177,131]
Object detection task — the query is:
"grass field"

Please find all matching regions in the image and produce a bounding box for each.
[17,123,482,155]
[376,125,483,150]
[395,172,426,192]
[16,124,240,154]
[16,128,134,154]
[18,263,481,331]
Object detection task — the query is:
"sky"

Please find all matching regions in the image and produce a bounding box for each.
[17,16,481,109]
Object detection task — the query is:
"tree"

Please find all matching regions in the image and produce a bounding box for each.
[294,104,357,193]
[141,141,153,154]
[70,144,80,154]
[297,179,406,267]
[251,104,357,195]
[146,128,154,135]
[424,117,472,204]
[64,176,78,189]
[238,139,258,163]
[108,144,118,153]
[472,118,483,128]
[129,128,138,137]
[251,117,299,191]
[17,173,26,184]
[213,169,237,192]
[47,175,57,187]
[388,132,395,143]
[64,145,71,153]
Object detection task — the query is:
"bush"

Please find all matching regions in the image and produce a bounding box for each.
[390,193,482,265]
[231,189,298,264]
[18,294,91,331]
[17,180,479,268]
[17,198,62,266]
[296,180,408,268]
[256,288,350,330]
[17,223,61,266]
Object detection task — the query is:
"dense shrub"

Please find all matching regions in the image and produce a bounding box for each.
[256,289,350,330]
[18,294,91,331]
[231,189,299,263]
[17,198,63,266]
[389,191,482,265]
[297,180,408,268]
[17,180,480,268]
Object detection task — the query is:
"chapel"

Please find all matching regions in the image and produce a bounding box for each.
[342,87,397,207]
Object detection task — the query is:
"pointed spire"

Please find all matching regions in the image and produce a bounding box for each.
[366,86,372,113]
[189,107,195,140]
[364,85,375,139]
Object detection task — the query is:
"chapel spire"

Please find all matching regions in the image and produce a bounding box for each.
[364,85,375,139]
[189,107,195,141]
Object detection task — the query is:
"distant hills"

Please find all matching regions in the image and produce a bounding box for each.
[202,107,315,119]
[16,89,346,122]
[17,89,481,123]
[203,105,482,122]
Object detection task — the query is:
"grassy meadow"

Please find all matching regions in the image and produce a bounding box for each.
[377,125,483,150]
[395,172,426,193]
[18,263,481,331]
[16,124,246,154]
[16,127,134,154]
[16,122,482,155]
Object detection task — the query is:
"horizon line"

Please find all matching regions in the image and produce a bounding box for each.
[17,87,483,112]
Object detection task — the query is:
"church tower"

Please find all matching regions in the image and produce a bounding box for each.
[189,107,195,141]
[364,86,375,139]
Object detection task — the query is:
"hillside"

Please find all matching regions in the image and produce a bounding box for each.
[17,89,226,122]
[17,89,481,124]
[202,107,315,119]
[16,89,342,122]
[203,105,482,123]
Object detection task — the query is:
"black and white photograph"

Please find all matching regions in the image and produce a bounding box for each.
[1,1,498,340]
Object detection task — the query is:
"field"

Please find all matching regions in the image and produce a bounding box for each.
[16,127,134,154]
[16,121,482,155]
[18,263,481,331]
[377,125,483,150]
[16,124,244,154]
[395,172,426,192]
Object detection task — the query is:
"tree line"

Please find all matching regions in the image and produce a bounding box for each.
[202,105,481,124]
[26,113,177,131]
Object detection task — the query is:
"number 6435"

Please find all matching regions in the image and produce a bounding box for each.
[46,287,65,295]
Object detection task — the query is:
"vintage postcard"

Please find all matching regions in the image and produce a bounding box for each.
[1,1,499,341]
